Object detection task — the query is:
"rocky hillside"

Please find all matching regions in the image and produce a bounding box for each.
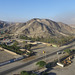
[0,21,9,28]
[0,18,75,38]
[69,24,75,28]
[12,18,75,38]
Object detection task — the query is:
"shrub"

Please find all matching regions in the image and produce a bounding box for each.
[36,61,46,68]
[64,49,71,54]
[41,72,48,75]
[20,71,29,75]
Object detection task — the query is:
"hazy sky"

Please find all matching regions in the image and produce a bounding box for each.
[0,0,75,24]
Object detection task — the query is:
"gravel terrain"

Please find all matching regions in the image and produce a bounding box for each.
[0,50,15,63]
[48,56,75,75]
[0,41,75,75]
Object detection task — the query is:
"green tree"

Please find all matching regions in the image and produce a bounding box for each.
[20,71,29,75]
[25,44,32,50]
[46,63,51,68]
[64,49,71,54]
[31,73,37,75]
[36,61,46,68]
[13,40,19,46]
[42,72,48,75]
[21,71,26,75]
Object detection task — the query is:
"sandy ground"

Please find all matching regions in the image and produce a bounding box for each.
[48,56,75,75]
[0,42,75,75]
[0,50,15,63]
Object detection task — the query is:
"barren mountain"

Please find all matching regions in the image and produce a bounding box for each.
[0,21,9,28]
[0,18,75,38]
[69,24,75,28]
[12,18,75,38]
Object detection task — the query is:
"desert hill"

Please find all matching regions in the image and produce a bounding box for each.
[12,18,75,38]
[0,18,75,38]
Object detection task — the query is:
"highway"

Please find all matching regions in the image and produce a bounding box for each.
[0,41,75,75]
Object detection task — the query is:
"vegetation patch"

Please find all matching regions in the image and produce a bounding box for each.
[0,43,24,55]
[20,35,75,46]
[36,61,46,68]
[20,71,37,75]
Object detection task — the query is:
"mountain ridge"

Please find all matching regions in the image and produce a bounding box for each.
[0,18,75,38]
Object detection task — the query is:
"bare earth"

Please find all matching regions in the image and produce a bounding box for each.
[48,56,75,75]
[0,50,15,63]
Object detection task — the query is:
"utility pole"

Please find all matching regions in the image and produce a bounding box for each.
[43,51,46,61]
[57,52,60,62]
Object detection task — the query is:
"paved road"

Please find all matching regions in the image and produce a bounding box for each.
[0,42,75,75]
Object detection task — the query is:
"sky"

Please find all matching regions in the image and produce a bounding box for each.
[0,0,75,24]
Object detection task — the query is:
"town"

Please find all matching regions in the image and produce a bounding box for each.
[0,0,75,75]
[0,31,75,75]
